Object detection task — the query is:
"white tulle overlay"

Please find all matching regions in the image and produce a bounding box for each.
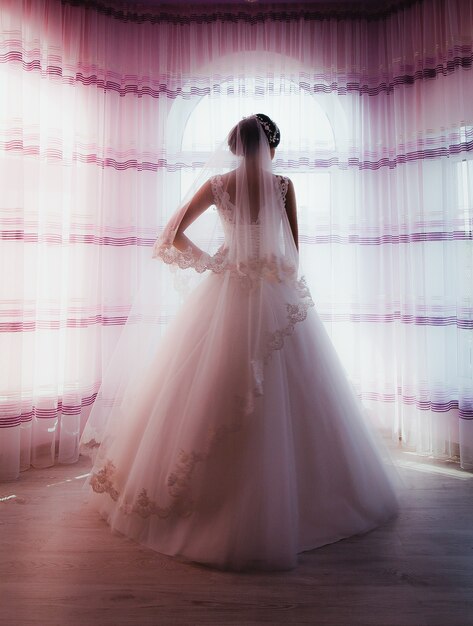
[81,119,400,571]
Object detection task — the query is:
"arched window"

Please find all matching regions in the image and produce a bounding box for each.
[180,77,338,234]
[164,63,350,322]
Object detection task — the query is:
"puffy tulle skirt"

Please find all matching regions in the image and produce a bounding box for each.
[84,270,400,571]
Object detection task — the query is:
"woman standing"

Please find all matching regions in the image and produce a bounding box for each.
[81,114,399,571]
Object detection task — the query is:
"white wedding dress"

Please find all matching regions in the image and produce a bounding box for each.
[82,171,400,572]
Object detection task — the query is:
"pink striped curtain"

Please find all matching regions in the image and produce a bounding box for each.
[0,0,472,480]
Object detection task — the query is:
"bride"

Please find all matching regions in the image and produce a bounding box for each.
[80,114,400,571]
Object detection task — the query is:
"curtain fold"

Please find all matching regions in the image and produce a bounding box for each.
[0,0,472,480]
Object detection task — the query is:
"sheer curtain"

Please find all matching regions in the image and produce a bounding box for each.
[0,0,472,480]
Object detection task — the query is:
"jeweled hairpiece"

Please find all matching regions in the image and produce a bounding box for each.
[254,114,280,147]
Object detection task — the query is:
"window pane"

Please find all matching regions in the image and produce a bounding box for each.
[291,172,331,232]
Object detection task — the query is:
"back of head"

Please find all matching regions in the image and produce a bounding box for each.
[228,114,280,158]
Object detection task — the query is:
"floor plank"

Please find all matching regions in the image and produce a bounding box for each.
[1,447,473,626]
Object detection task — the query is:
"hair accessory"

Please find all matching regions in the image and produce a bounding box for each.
[255,114,280,147]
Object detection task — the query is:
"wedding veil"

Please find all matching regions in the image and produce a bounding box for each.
[79,115,312,456]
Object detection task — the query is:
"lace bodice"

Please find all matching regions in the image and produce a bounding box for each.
[209,173,290,259]
[210,174,289,227]
[153,172,296,285]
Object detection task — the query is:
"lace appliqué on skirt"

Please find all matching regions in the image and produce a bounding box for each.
[89,414,244,520]
[264,277,315,362]
[90,460,119,501]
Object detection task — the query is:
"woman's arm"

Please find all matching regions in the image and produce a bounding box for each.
[172,179,215,256]
[285,178,299,251]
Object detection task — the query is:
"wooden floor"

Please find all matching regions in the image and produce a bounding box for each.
[1,447,473,626]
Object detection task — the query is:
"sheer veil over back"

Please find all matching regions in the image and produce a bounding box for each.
[80,115,400,571]
[152,116,303,414]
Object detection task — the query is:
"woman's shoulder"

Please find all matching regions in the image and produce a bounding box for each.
[208,171,233,187]
[209,171,292,191]
[274,173,292,184]
[274,174,292,197]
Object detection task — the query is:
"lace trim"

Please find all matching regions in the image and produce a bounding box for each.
[232,255,297,290]
[153,240,228,274]
[263,277,315,362]
[89,414,244,520]
[79,427,104,460]
[154,235,298,292]
[81,438,101,450]
[90,460,119,502]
